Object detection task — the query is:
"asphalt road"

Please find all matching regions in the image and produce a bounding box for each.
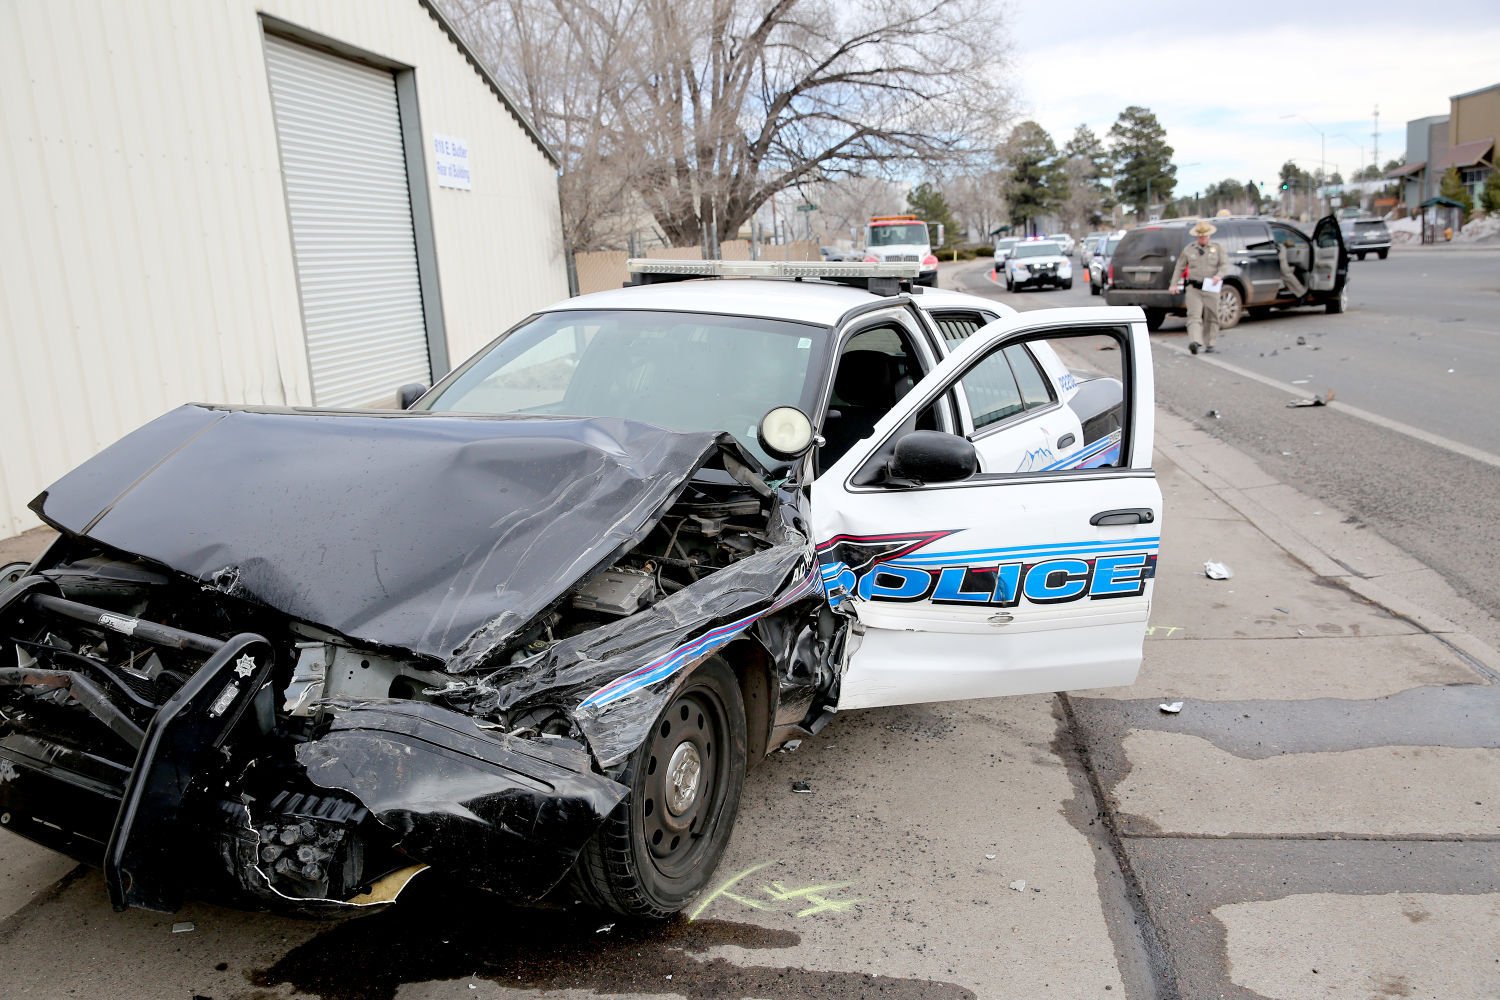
[951,246,1500,652]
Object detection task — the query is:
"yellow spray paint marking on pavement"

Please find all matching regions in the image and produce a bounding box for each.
[1146,624,1185,638]
[688,860,776,921]
[690,864,862,921]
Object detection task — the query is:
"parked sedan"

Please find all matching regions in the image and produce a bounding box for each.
[1089,231,1125,296]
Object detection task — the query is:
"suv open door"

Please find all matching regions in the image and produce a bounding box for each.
[811,308,1161,710]
[1311,214,1349,312]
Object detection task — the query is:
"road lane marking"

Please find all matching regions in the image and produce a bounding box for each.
[1159,342,1500,470]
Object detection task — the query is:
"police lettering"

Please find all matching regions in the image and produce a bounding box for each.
[849,552,1155,607]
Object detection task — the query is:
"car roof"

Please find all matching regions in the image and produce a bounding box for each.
[539,277,1015,328]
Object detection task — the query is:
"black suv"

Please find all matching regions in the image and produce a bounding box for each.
[1104,216,1349,331]
[1340,217,1391,260]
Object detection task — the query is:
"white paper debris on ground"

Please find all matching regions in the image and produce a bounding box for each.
[1286,389,1335,408]
[1009,880,1027,892]
[1159,701,1184,714]
[791,780,813,794]
[985,853,997,860]
[171,921,195,934]
[1203,561,1233,580]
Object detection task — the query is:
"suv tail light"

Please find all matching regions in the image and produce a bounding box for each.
[1108,263,1114,284]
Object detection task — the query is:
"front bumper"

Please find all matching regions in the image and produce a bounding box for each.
[1009,268,1069,287]
[0,577,627,913]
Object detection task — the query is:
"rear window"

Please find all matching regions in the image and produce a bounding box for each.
[1115,227,1183,263]
[1355,221,1388,233]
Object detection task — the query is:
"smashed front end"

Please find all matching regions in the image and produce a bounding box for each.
[0,405,826,913]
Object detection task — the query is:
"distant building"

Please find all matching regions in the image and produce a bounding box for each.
[1392,83,1497,210]
[1442,83,1498,204]
[0,1,569,535]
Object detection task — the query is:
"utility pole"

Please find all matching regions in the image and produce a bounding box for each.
[1372,105,1380,172]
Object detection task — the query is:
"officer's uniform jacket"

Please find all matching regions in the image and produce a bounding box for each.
[1173,241,1230,287]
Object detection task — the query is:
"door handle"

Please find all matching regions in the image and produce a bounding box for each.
[1056,433,1076,449]
[1090,508,1154,526]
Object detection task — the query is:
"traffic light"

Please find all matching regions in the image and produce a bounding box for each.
[1280,181,1290,191]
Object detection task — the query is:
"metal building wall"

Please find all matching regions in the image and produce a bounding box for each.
[0,0,567,538]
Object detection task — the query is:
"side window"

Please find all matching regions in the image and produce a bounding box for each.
[820,321,930,473]
[1237,221,1271,249]
[1006,344,1055,410]
[1214,223,1246,254]
[930,310,992,346]
[959,351,1025,430]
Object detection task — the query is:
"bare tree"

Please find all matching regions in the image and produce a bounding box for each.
[441,0,1016,249]
[805,175,908,247]
[941,166,1007,242]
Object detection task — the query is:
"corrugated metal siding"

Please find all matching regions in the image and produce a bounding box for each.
[0,0,567,538]
[263,34,431,407]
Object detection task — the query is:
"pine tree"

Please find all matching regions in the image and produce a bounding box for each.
[1108,107,1175,217]
[999,121,1061,234]
[906,183,959,249]
[1439,167,1473,221]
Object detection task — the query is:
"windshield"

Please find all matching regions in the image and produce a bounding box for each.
[868,223,929,246]
[996,238,1018,251]
[1014,242,1062,259]
[421,310,831,469]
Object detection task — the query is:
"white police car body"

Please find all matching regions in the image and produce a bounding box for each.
[1,260,1159,922]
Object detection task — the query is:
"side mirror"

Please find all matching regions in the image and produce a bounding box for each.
[397,383,429,410]
[757,407,815,462]
[888,431,977,485]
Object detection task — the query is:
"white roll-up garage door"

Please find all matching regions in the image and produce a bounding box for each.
[264,33,432,408]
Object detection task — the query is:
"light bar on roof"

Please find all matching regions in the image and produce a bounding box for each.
[626,258,921,279]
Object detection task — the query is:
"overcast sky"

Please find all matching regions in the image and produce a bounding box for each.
[1002,0,1500,197]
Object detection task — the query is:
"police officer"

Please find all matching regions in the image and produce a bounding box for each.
[1171,220,1230,354]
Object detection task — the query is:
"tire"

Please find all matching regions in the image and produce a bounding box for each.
[1217,284,1244,330]
[1061,278,1073,290]
[1005,275,1013,292]
[1326,285,1348,314]
[1144,308,1166,332]
[1356,252,1366,261]
[1378,249,1388,260]
[1090,278,1101,296]
[572,656,747,918]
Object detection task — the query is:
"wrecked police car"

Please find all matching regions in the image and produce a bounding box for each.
[0,260,1162,919]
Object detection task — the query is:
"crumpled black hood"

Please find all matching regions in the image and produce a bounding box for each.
[33,404,748,669]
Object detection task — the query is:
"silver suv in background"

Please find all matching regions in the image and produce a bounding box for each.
[1340,218,1391,260]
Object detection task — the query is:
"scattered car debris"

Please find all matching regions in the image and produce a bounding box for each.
[1274,607,1290,614]
[1296,336,1307,346]
[1287,390,1335,407]
[1159,701,1184,714]
[1206,409,1221,419]
[791,780,814,794]
[1203,561,1233,580]
[985,853,997,860]
[596,923,615,934]
[171,921,195,934]
[1009,880,1027,892]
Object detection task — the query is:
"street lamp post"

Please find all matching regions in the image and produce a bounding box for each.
[1281,113,1326,214]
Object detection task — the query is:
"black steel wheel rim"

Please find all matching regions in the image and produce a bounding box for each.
[639,682,729,881]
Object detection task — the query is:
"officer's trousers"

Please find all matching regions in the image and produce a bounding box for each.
[1184,285,1219,349]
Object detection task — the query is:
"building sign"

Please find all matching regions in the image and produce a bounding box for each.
[433,134,471,190]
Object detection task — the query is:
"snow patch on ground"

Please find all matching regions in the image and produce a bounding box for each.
[1456,215,1500,243]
